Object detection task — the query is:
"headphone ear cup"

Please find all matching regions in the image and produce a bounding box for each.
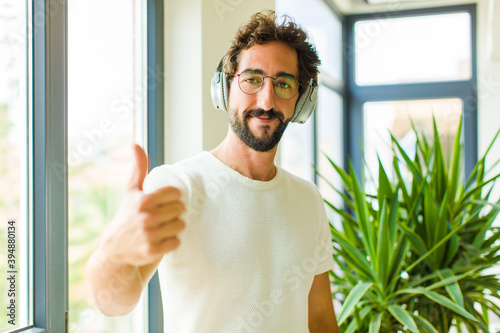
[291,82,319,124]
[210,61,229,112]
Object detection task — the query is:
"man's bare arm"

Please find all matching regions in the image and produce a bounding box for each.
[85,253,160,316]
[85,145,185,316]
[308,271,340,333]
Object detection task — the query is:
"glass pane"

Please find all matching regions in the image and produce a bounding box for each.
[68,0,147,331]
[0,0,30,331]
[316,87,343,227]
[276,0,343,81]
[363,98,462,195]
[279,119,315,182]
[355,12,471,85]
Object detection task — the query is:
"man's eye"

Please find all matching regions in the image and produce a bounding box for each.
[244,77,262,85]
[276,81,291,89]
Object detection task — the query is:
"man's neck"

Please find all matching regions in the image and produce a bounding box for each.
[210,130,277,181]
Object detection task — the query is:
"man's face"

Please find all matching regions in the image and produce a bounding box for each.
[227,41,299,152]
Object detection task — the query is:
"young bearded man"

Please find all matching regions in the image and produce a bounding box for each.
[86,10,340,333]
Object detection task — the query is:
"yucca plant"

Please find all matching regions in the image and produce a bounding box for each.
[322,116,500,332]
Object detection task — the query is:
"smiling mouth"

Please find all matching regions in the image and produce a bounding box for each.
[253,114,276,121]
[252,117,276,125]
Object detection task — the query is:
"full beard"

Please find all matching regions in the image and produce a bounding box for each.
[228,108,290,152]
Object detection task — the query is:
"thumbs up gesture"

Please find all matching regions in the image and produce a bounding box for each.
[98,144,186,267]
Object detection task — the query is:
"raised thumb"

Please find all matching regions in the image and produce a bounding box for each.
[128,144,149,191]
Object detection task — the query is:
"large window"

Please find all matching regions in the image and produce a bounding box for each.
[345,5,477,182]
[0,0,29,331]
[0,0,164,332]
[354,12,472,86]
[67,0,148,331]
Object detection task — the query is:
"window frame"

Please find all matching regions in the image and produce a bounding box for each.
[12,0,165,332]
[31,0,68,330]
[145,0,165,331]
[343,4,478,178]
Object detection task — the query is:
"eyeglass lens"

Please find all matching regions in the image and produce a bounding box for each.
[237,71,299,100]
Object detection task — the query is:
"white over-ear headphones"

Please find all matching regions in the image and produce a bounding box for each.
[210,58,318,124]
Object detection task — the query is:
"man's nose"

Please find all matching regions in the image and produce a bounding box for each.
[255,78,276,111]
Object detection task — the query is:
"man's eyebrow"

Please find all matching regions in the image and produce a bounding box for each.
[242,68,264,75]
[275,71,297,79]
[241,68,298,79]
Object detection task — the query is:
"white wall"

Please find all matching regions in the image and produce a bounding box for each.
[163,0,274,164]
[163,0,202,164]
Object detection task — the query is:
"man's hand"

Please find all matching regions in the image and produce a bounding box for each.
[98,144,186,267]
[86,144,185,316]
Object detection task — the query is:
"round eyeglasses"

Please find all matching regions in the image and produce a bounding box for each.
[233,70,300,100]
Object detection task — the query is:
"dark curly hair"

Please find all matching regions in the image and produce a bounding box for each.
[222,10,320,94]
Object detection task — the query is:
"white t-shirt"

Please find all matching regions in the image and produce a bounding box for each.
[143,152,334,333]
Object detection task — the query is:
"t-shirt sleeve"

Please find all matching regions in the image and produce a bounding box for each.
[313,188,335,275]
[143,165,188,195]
[143,165,190,222]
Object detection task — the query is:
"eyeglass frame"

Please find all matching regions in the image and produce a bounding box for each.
[230,70,301,100]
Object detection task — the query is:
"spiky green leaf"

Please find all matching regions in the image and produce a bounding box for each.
[337,282,373,325]
[387,305,419,333]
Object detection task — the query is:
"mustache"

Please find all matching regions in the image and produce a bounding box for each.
[244,109,285,121]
